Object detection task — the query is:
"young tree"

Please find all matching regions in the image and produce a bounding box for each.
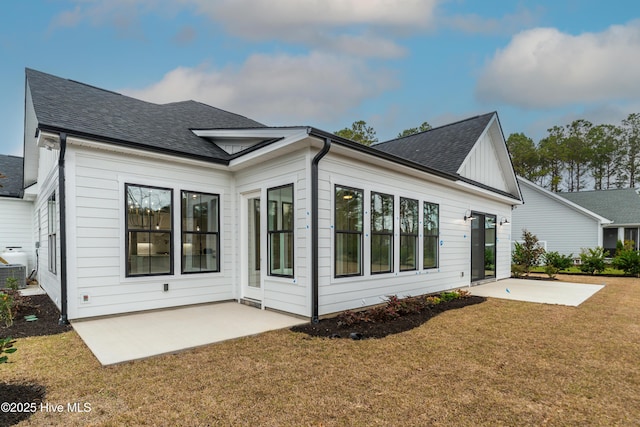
[397,121,432,138]
[335,120,378,146]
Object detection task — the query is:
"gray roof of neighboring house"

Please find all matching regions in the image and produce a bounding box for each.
[0,155,24,198]
[26,68,266,162]
[371,112,495,175]
[558,188,640,225]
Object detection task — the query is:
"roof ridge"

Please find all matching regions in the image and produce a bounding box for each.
[375,111,495,146]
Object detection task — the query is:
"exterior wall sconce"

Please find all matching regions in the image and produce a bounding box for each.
[464,209,476,222]
[500,217,510,226]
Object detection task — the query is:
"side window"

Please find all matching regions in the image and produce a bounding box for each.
[335,186,363,277]
[371,192,393,274]
[267,184,294,277]
[126,184,173,276]
[423,202,439,269]
[399,197,418,271]
[182,191,220,273]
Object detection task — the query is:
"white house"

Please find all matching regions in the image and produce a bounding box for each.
[7,68,522,323]
[513,177,640,257]
[0,155,36,272]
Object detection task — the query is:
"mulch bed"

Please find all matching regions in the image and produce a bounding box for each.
[291,295,486,339]
[0,294,72,339]
[1,293,70,426]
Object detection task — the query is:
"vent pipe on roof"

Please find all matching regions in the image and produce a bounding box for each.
[311,137,331,324]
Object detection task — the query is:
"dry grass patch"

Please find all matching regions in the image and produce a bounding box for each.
[2,275,639,426]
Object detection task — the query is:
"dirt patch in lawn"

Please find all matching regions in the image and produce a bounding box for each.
[291,295,486,339]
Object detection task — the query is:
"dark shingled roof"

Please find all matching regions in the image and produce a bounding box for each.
[558,188,640,225]
[371,112,495,175]
[0,155,24,198]
[26,68,266,162]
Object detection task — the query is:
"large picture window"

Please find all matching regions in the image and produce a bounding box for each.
[371,192,393,274]
[47,192,56,274]
[267,184,294,277]
[335,186,363,277]
[126,184,173,276]
[400,197,418,271]
[182,191,220,273]
[423,202,439,269]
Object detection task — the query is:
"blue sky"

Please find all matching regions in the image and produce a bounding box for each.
[1,0,640,156]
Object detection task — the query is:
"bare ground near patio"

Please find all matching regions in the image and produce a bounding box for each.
[2,275,639,426]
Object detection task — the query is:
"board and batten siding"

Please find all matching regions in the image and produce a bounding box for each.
[66,145,235,319]
[316,152,514,316]
[0,198,35,270]
[458,128,509,193]
[234,148,310,317]
[511,182,602,257]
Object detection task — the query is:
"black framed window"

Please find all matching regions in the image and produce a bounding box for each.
[371,192,393,274]
[47,192,56,274]
[423,202,439,269]
[181,191,220,273]
[267,184,294,277]
[126,184,173,276]
[335,186,363,277]
[400,197,418,271]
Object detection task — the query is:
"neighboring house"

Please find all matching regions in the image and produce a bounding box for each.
[9,68,522,322]
[0,154,35,271]
[512,177,640,258]
[559,188,640,255]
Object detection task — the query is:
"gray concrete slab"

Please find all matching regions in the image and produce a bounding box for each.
[72,302,307,365]
[469,278,604,306]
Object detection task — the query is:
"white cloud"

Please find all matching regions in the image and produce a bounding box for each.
[476,21,640,108]
[122,52,397,124]
[444,7,541,36]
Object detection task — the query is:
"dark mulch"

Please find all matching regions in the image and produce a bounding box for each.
[0,294,72,339]
[291,296,486,339]
[0,383,47,426]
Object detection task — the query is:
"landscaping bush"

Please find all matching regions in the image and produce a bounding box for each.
[0,337,17,363]
[543,251,573,278]
[579,247,606,275]
[512,229,545,276]
[611,247,640,277]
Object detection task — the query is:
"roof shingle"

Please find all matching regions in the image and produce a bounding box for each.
[558,189,640,225]
[0,155,24,198]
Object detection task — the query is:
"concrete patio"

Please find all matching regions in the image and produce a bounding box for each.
[71,302,307,365]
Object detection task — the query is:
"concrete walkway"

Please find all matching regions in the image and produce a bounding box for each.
[72,302,307,365]
[469,278,604,306]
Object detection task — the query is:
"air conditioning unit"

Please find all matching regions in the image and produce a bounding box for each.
[0,265,26,289]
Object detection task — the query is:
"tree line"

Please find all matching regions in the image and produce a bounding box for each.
[507,113,640,192]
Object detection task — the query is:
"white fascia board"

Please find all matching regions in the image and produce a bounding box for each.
[193,127,308,140]
[455,180,523,205]
[518,176,613,224]
[227,128,311,170]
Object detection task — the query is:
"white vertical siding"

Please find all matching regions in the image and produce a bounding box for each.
[459,132,509,192]
[316,153,514,316]
[511,182,601,257]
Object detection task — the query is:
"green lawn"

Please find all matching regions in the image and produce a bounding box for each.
[3,275,640,426]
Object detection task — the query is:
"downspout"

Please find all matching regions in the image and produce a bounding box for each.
[58,133,69,325]
[311,137,331,323]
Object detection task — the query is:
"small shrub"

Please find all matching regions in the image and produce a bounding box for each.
[611,248,640,277]
[512,229,546,276]
[425,296,441,305]
[4,276,19,290]
[439,291,459,302]
[0,337,17,363]
[543,251,573,278]
[0,292,15,327]
[579,247,606,275]
[511,263,525,278]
